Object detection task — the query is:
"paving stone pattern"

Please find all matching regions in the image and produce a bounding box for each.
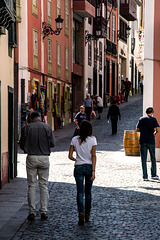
[10,95,160,239]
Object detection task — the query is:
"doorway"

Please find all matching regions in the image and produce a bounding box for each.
[8,86,14,181]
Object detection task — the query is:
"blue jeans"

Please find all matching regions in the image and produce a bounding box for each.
[125,89,130,102]
[74,164,93,214]
[140,143,157,179]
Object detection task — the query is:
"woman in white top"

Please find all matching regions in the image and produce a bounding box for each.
[68,120,97,225]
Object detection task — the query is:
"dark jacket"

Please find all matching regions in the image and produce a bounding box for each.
[20,119,55,155]
[107,104,121,119]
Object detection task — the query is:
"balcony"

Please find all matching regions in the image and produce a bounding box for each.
[106,40,112,53]
[112,43,117,55]
[120,0,137,21]
[73,63,83,77]
[93,16,107,39]
[73,0,95,18]
[0,0,16,29]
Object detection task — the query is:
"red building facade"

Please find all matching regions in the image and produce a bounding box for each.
[19,0,72,132]
[104,0,118,103]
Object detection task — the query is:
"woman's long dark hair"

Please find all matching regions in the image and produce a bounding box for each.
[79,120,93,144]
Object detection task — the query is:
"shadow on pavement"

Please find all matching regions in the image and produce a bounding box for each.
[9,180,160,240]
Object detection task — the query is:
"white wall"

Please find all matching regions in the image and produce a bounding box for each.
[18,0,29,136]
[143,0,155,114]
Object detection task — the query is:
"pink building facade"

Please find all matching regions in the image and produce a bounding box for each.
[144,0,160,157]
[18,0,72,134]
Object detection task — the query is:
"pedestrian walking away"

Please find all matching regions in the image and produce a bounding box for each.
[20,111,55,220]
[68,120,97,225]
[107,99,121,135]
[124,77,132,102]
[73,105,87,136]
[136,107,159,181]
[95,95,103,120]
[83,93,93,121]
[140,75,144,95]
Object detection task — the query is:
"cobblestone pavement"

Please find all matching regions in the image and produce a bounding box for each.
[3,94,160,240]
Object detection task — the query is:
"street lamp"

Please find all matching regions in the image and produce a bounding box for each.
[42,15,63,40]
[85,26,102,45]
[117,25,131,41]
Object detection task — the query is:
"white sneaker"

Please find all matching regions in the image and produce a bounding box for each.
[151,175,159,180]
[143,178,149,181]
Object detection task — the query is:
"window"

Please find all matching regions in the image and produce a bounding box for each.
[32,0,38,16]
[72,20,76,63]
[99,41,102,71]
[88,41,92,66]
[107,11,110,40]
[57,42,61,78]
[65,47,69,80]
[33,30,38,57]
[120,19,127,42]
[57,0,61,17]
[57,44,61,66]
[33,0,37,6]
[94,41,97,69]
[112,14,116,43]
[47,0,51,17]
[48,39,52,63]
[65,0,69,36]
[88,18,91,25]
[65,47,69,70]
[33,29,38,69]
[48,38,52,74]
[47,0,52,25]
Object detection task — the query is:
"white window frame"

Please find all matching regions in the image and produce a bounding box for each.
[47,0,51,17]
[33,29,38,57]
[112,14,116,43]
[48,38,52,63]
[57,0,61,17]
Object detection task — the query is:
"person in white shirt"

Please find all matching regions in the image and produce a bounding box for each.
[68,120,97,225]
[96,95,103,119]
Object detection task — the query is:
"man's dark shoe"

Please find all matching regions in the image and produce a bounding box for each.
[27,213,35,220]
[85,213,90,222]
[78,213,85,225]
[41,213,48,220]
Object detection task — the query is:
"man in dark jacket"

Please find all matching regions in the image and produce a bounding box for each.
[124,78,131,102]
[20,111,55,220]
[107,100,121,135]
[136,107,159,181]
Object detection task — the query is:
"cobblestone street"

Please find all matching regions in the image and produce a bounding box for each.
[2,94,160,240]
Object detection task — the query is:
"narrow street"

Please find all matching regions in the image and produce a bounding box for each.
[2,94,160,240]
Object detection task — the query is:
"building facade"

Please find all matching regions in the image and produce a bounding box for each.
[144,0,160,159]
[0,0,17,187]
[18,0,72,135]
[117,0,142,96]
[105,0,118,104]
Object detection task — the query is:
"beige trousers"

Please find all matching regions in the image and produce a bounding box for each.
[26,155,49,214]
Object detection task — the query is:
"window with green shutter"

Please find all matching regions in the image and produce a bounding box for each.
[33,29,38,70]
[32,0,38,17]
[65,46,69,81]
[57,42,61,78]
[48,38,52,75]
[65,0,69,36]
[47,0,52,26]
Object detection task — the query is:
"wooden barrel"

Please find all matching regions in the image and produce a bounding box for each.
[123,130,140,156]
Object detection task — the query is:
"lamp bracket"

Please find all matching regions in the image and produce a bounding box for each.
[85,30,98,45]
[42,22,61,40]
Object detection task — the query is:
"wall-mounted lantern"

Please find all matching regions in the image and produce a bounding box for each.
[42,15,63,40]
